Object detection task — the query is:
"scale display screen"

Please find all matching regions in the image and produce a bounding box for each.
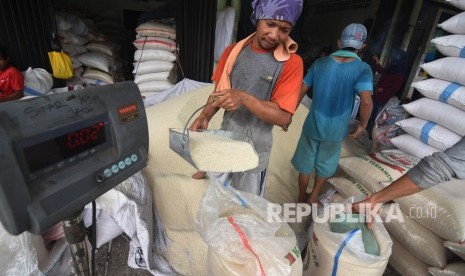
[22,122,107,173]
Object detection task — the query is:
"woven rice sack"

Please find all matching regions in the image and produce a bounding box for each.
[411,78,465,112]
[134,72,170,84]
[85,42,113,57]
[133,36,176,52]
[138,81,173,93]
[403,98,465,136]
[444,241,465,261]
[446,0,465,10]
[328,177,449,267]
[136,21,176,40]
[78,51,111,73]
[328,176,370,198]
[429,262,465,276]
[303,219,391,276]
[391,134,442,159]
[421,57,465,86]
[380,205,448,267]
[396,117,462,151]
[438,12,465,34]
[205,216,303,276]
[431,35,465,57]
[133,60,174,75]
[389,237,429,276]
[82,69,113,84]
[338,150,420,193]
[391,179,465,243]
[134,49,176,62]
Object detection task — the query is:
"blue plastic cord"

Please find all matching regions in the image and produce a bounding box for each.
[224,180,247,207]
[331,228,360,276]
[24,86,43,96]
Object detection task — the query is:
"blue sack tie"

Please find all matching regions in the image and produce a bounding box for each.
[420,121,436,144]
[440,82,461,103]
[332,228,360,276]
[460,47,465,58]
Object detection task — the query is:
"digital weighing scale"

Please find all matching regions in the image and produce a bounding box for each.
[0,81,149,275]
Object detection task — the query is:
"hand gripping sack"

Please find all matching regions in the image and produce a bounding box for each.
[303,213,392,276]
[328,177,449,267]
[48,51,73,79]
[196,180,302,276]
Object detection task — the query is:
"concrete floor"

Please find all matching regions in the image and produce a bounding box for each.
[95,235,152,276]
[94,234,400,276]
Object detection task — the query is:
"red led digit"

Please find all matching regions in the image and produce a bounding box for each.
[68,132,80,149]
[91,124,101,141]
[80,128,90,144]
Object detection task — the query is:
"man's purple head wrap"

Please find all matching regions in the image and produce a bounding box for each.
[250,0,303,27]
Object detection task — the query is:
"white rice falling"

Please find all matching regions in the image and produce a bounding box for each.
[188,131,259,172]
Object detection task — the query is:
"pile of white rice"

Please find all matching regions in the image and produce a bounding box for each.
[188,131,259,172]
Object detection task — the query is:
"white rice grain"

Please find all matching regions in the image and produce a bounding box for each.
[188,131,259,172]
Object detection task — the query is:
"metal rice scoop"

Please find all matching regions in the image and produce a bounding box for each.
[169,104,256,171]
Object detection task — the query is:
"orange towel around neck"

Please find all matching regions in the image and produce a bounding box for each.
[216,33,298,91]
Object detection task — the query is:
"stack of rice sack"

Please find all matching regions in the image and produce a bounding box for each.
[330,8,465,266]
[391,10,465,160]
[333,146,465,275]
[133,21,176,97]
[56,13,88,80]
[142,84,373,275]
[56,12,121,86]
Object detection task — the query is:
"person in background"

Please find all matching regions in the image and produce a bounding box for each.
[367,48,407,136]
[354,136,465,229]
[293,23,373,204]
[189,0,304,197]
[0,46,24,103]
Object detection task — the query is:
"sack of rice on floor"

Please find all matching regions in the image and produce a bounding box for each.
[196,180,302,276]
[303,212,392,276]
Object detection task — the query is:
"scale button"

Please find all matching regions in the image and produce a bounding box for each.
[111,165,119,173]
[131,154,138,162]
[125,157,132,166]
[104,169,112,178]
[118,161,126,169]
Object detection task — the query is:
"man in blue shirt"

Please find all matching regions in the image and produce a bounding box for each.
[292,23,373,203]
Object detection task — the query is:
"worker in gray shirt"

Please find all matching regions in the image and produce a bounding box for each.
[355,136,465,228]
